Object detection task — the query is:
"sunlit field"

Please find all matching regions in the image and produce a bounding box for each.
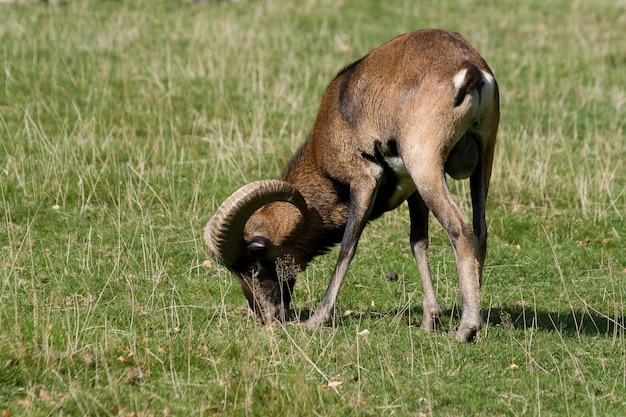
[1,0,624,415]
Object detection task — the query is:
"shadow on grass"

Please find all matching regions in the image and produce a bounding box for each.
[291,304,625,339]
[483,304,626,338]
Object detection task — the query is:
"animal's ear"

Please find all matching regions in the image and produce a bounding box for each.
[248,236,271,251]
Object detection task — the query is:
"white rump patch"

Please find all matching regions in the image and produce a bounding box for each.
[452,68,468,90]
[479,70,496,111]
[480,70,496,97]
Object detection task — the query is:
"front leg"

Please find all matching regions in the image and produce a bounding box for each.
[307,177,381,328]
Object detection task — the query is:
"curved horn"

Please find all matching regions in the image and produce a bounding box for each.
[204,180,308,267]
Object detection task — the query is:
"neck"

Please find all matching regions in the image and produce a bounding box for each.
[280,142,349,262]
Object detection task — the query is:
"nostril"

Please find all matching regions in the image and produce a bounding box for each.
[247,266,259,280]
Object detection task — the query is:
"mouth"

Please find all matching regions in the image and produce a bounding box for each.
[238,273,283,324]
[235,257,299,323]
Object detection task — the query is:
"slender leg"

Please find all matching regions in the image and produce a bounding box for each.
[407,193,442,331]
[470,164,488,285]
[428,179,481,342]
[306,178,380,328]
[470,138,495,285]
[403,151,482,342]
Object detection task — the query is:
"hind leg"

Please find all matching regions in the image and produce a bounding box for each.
[403,150,482,342]
[407,193,442,331]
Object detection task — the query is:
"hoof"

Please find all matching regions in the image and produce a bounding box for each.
[420,315,442,332]
[454,324,480,342]
[306,314,327,329]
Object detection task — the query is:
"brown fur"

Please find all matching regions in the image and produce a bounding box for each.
[213,29,499,342]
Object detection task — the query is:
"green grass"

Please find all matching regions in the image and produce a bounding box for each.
[1,0,625,415]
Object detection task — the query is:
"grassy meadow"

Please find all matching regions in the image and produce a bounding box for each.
[1,0,625,415]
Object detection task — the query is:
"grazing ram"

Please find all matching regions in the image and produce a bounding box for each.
[205,29,499,342]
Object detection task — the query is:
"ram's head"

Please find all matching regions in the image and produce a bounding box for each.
[205,180,308,323]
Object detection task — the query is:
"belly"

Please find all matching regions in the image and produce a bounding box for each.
[373,156,416,215]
